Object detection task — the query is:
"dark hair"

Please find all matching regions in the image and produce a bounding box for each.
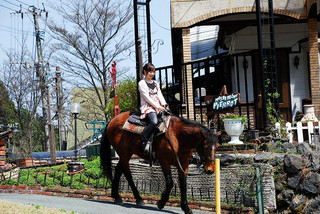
[142,63,155,75]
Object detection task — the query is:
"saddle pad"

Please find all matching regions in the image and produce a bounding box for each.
[123,116,171,135]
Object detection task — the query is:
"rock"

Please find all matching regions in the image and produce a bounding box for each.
[299,172,320,195]
[290,194,307,213]
[297,143,312,155]
[268,154,285,166]
[268,141,282,153]
[254,152,272,162]
[219,154,236,166]
[287,174,300,190]
[277,189,294,207]
[305,196,320,214]
[306,152,320,172]
[284,154,303,175]
[282,142,297,154]
[274,178,285,193]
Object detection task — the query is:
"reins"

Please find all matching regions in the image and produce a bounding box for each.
[162,110,185,173]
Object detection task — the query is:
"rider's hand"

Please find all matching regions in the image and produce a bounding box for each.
[158,106,165,111]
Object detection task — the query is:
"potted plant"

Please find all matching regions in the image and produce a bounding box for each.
[221,113,247,145]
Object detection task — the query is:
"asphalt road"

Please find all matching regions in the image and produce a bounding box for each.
[0,193,214,214]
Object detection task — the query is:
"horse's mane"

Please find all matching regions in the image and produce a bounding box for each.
[177,116,216,146]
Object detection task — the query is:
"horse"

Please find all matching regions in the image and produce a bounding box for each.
[100,111,220,214]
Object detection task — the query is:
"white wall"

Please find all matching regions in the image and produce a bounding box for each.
[231,56,254,102]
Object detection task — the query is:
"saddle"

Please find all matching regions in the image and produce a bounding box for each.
[123,112,171,135]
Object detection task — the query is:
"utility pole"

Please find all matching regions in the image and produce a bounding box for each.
[55,67,66,151]
[31,6,49,151]
[30,6,55,162]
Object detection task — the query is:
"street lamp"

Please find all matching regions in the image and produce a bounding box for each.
[70,103,81,159]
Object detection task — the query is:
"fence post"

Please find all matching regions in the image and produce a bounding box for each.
[297,122,303,143]
[307,121,314,144]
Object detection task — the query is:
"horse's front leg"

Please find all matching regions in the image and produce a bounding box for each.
[157,169,173,210]
[178,170,193,214]
[112,162,124,204]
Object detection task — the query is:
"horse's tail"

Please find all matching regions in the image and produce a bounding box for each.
[100,123,113,181]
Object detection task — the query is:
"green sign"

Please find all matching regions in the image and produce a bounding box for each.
[213,93,239,110]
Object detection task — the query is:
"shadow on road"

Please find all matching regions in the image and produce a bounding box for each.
[86,199,181,214]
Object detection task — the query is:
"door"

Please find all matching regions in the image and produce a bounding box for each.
[253,49,291,129]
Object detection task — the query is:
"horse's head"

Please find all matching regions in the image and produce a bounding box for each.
[197,128,220,175]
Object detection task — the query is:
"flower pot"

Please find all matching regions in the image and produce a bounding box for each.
[223,118,244,145]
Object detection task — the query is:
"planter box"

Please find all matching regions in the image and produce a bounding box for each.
[18,158,35,168]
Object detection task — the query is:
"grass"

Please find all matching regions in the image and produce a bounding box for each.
[0,200,79,214]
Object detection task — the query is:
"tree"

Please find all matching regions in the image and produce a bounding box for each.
[48,0,134,120]
[106,76,138,118]
[0,80,15,131]
[1,49,45,157]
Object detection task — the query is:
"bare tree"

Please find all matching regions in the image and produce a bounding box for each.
[1,47,45,157]
[47,0,134,120]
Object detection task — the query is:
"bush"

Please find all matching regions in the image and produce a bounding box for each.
[1,179,18,186]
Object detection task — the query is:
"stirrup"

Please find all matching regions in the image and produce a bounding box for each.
[143,141,151,155]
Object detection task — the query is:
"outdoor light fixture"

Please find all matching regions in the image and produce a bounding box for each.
[242,58,248,70]
[70,103,81,159]
[294,55,299,69]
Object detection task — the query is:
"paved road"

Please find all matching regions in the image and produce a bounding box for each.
[0,193,214,214]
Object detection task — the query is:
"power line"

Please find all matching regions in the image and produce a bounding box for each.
[3,0,20,8]
[150,15,170,31]
[14,0,30,7]
[0,23,32,35]
[0,4,15,11]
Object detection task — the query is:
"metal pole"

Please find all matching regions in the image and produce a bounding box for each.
[255,0,267,128]
[146,0,152,63]
[215,158,221,214]
[74,114,78,160]
[256,165,264,214]
[133,0,141,109]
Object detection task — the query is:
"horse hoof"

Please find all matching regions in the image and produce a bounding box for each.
[114,197,123,204]
[184,208,193,214]
[184,210,193,214]
[136,198,145,206]
[157,200,165,210]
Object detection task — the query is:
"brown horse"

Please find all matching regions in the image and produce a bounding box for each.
[100,111,219,214]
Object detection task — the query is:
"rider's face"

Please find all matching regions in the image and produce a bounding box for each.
[145,70,155,80]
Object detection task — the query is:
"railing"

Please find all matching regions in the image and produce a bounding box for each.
[275,121,320,144]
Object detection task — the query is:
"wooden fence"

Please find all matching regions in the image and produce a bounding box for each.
[275,121,320,144]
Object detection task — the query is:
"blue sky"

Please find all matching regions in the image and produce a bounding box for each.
[0,0,172,77]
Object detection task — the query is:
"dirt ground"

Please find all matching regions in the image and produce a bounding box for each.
[0,200,79,214]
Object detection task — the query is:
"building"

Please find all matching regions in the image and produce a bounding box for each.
[158,0,320,129]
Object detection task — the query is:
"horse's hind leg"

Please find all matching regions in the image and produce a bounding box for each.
[121,161,145,206]
[157,169,173,210]
[112,162,124,204]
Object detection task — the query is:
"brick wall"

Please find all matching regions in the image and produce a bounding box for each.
[308,18,320,118]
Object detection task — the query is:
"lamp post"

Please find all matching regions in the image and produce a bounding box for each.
[70,103,81,159]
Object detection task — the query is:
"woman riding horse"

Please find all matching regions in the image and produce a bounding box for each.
[100,110,220,214]
[138,63,169,154]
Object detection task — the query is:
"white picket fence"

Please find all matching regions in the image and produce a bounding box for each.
[275,121,320,144]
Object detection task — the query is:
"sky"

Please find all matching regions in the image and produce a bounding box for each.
[0,0,172,78]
